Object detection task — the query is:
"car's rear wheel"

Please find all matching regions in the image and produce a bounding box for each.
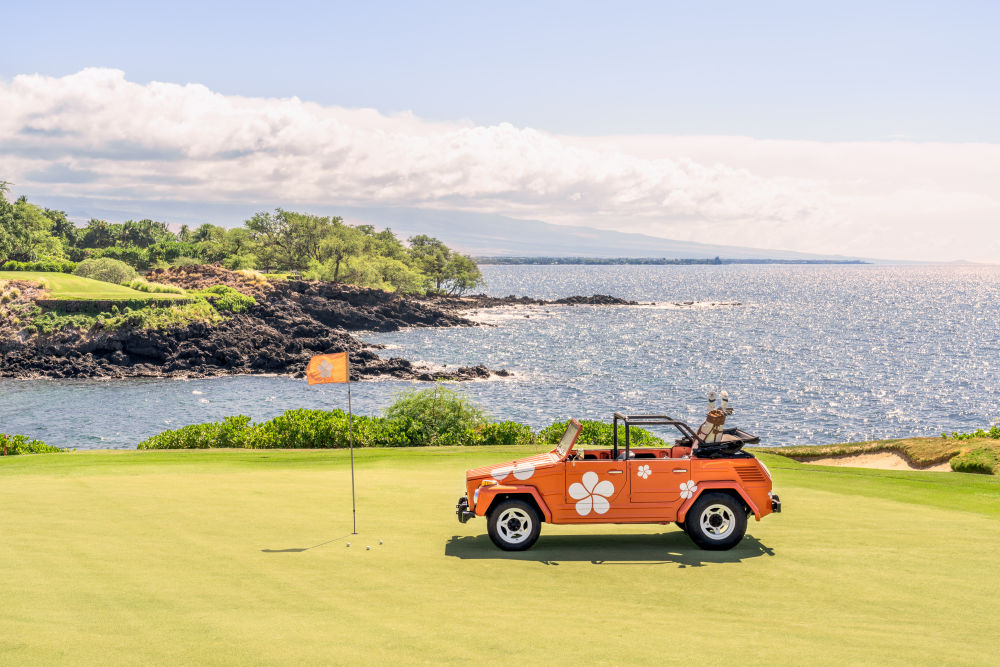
[487,499,541,551]
[684,492,747,550]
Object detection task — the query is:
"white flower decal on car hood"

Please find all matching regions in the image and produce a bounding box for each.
[680,480,698,499]
[490,466,512,481]
[637,464,651,479]
[568,471,614,516]
[489,462,535,481]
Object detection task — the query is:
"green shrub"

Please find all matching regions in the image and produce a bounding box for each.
[950,447,999,474]
[88,246,151,271]
[126,278,186,295]
[248,409,411,448]
[222,254,258,271]
[943,424,1000,440]
[194,285,257,313]
[538,419,666,448]
[2,259,77,273]
[138,410,411,449]
[25,299,221,335]
[137,416,251,449]
[73,257,139,285]
[383,385,489,446]
[139,406,537,450]
[472,421,536,446]
[1,433,62,455]
[170,256,202,267]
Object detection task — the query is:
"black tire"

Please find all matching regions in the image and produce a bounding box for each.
[487,499,541,551]
[674,521,686,533]
[683,492,747,550]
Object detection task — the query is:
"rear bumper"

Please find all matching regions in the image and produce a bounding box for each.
[456,496,475,523]
[770,492,782,513]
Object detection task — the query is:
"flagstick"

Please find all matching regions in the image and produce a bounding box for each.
[347,355,357,535]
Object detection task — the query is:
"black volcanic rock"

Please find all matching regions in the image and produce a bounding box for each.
[1,273,642,381]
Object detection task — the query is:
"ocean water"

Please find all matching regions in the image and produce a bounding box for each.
[2,264,998,450]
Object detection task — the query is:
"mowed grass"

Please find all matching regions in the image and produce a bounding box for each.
[0,271,184,300]
[2,448,999,665]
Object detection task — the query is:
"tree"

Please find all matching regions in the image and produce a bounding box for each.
[0,181,17,263]
[440,254,483,295]
[407,235,450,291]
[407,235,483,294]
[315,225,364,282]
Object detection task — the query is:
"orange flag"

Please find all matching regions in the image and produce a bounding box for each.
[306,352,350,385]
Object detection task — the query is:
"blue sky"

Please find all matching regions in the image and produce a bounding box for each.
[1,1,998,261]
[3,0,998,141]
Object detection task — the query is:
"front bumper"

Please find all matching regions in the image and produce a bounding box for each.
[456,496,475,523]
[770,492,782,513]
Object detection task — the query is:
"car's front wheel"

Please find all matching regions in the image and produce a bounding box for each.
[487,499,541,551]
[683,492,747,550]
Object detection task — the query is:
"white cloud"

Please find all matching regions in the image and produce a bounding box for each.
[1,68,998,261]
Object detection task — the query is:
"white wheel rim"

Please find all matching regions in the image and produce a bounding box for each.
[699,504,736,540]
[497,508,533,544]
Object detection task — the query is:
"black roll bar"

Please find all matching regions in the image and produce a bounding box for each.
[611,413,700,458]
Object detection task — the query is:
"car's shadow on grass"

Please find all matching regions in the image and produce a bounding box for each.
[445,532,774,566]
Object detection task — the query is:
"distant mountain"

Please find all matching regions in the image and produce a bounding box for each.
[29,194,867,261]
[340,207,866,261]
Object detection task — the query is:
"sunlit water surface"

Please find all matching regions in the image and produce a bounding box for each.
[2,264,998,450]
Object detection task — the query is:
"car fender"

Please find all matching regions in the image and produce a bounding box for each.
[474,484,553,522]
[676,481,761,523]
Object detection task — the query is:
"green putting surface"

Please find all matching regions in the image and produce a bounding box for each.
[0,271,184,300]
[1,447,997,664]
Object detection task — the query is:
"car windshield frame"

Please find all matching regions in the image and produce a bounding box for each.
[554,419,583,459]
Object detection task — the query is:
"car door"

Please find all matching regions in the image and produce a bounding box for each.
[628,458,690,506]
[564,458,628,520]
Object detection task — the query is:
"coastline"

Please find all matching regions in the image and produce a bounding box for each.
[0,267,642,382]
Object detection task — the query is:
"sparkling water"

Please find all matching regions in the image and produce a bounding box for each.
[2,264,998,450]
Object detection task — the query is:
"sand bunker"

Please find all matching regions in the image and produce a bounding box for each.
[797,451,953,472]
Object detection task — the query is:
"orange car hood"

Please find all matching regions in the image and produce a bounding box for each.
[466,451,561,484]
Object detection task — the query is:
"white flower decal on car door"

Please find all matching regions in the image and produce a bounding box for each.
[636,464,651,479]
[568,471,614,516]
[679,480,698,499]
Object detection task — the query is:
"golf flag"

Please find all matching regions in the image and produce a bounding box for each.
[306,352,349,385]
[306,351,357,534]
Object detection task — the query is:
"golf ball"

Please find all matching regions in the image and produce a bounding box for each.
[366,546,371,550]
[346,543,350,547]
[378,540,383,545]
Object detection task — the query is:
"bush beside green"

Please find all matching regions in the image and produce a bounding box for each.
[27,299,222,334]
[943,425,1000,440]
[125,278,186,295]
[950,448,1000,474]
[193,285,257,313]
[1,433,62,455]
[538,419,666,448]
[383,386,489,446]
[73,257,139,285]
[2,259,77,273]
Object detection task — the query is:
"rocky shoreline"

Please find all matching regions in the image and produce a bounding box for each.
[0,268,641,381]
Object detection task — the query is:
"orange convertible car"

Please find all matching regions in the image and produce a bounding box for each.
[457,407,780,551]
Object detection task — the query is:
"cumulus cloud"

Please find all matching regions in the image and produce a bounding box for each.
[1,68,997,261]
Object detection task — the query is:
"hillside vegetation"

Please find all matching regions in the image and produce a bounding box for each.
[0,184,482,295]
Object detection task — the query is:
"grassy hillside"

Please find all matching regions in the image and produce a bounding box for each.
[0,271,184,300]
[1,447,997,664]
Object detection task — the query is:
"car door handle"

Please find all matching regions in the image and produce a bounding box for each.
[608,470,624,475]
[673,469,688,473]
